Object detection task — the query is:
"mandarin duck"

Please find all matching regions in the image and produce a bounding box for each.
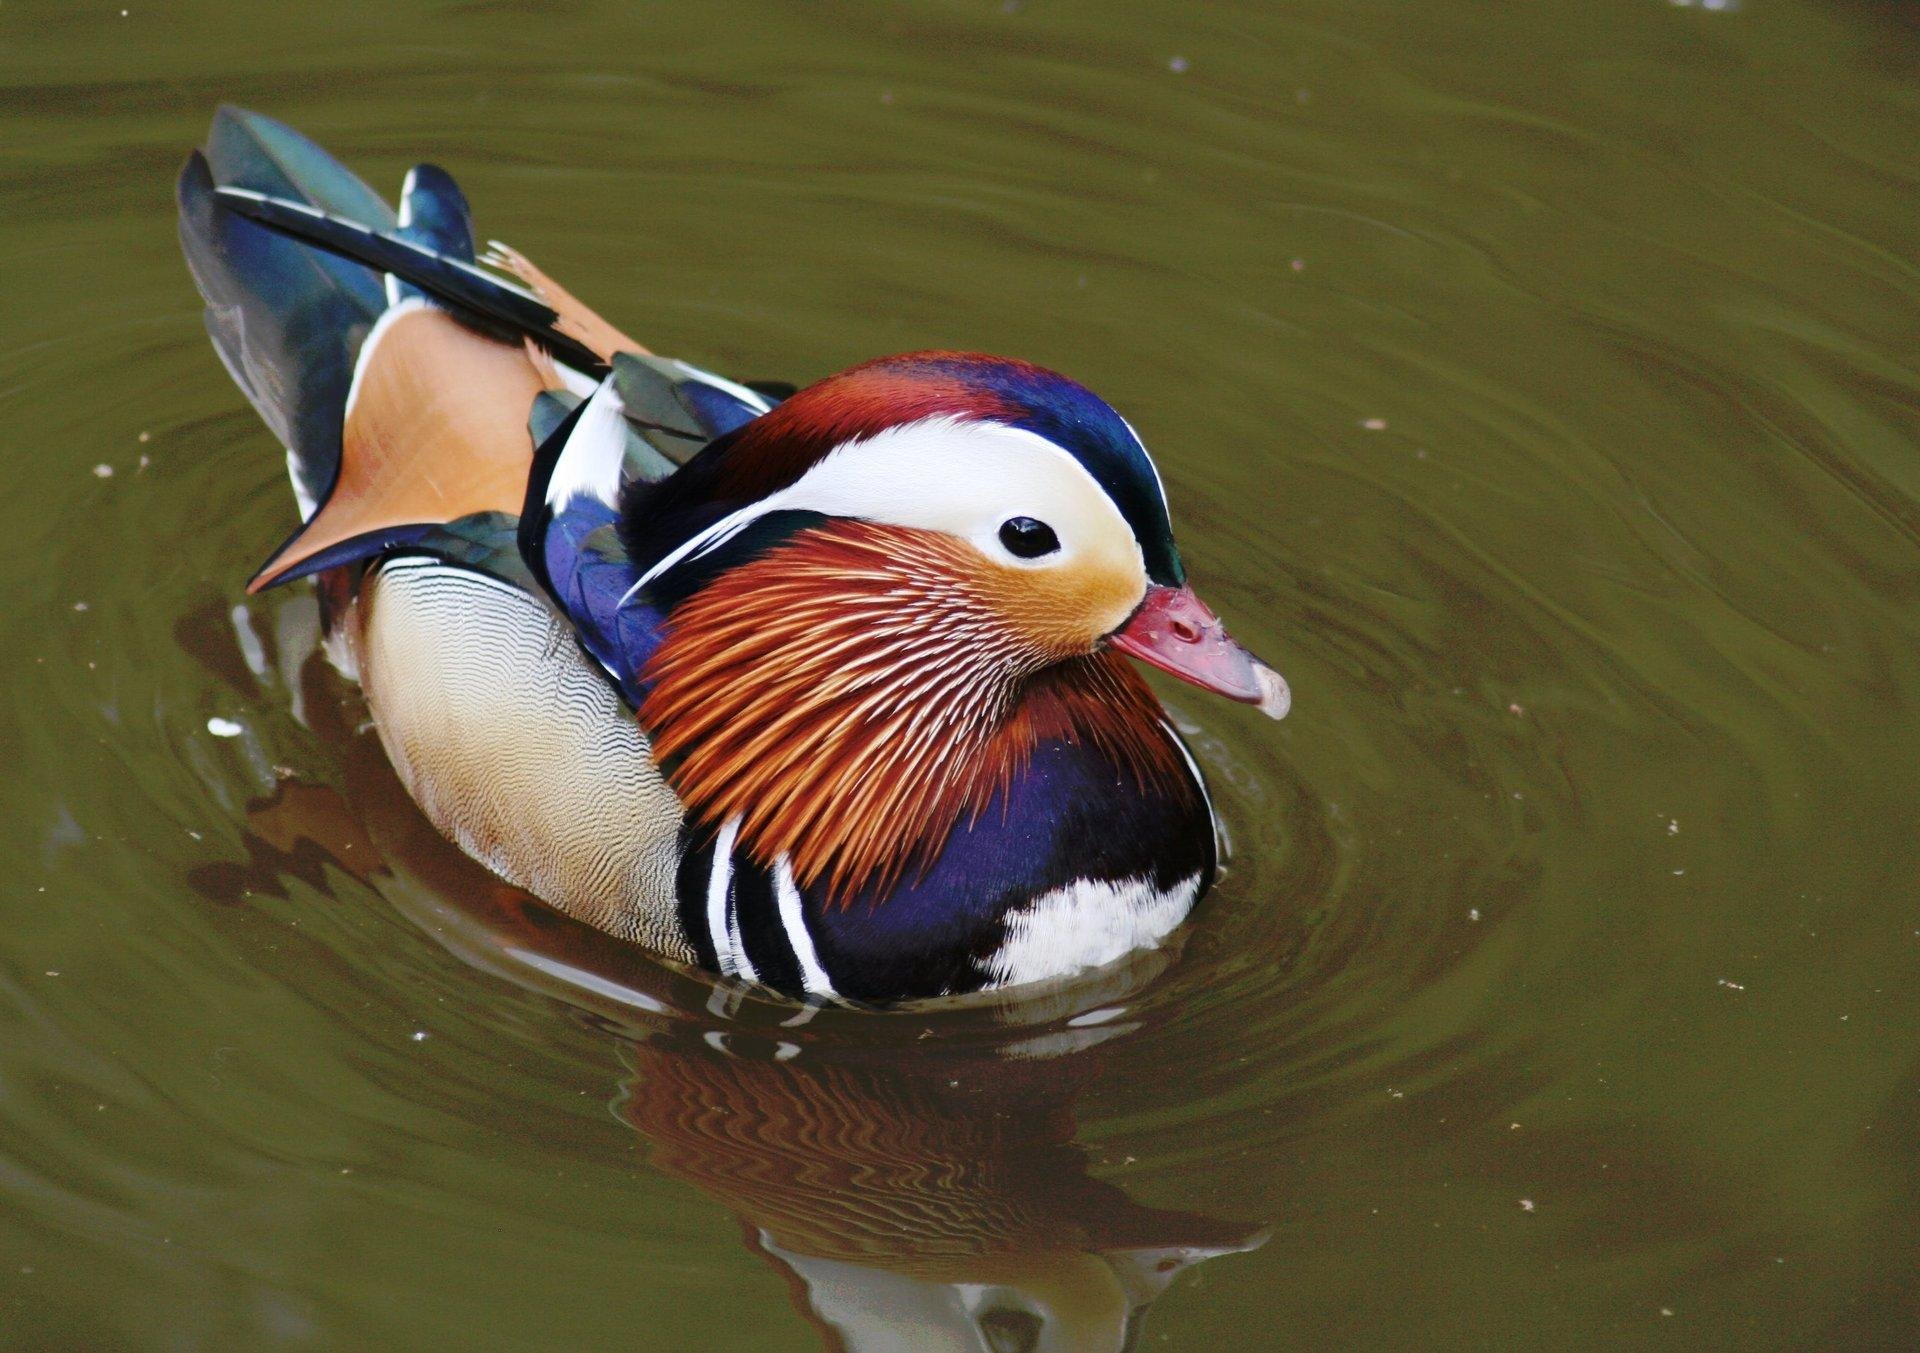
[177,107,1287,1006]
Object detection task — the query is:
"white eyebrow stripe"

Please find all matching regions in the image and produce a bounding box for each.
[623,414,1143,602]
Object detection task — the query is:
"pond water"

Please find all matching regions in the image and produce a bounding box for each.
[3,0,1919,1346]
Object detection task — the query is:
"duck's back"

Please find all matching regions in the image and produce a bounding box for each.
[178,107,694,954]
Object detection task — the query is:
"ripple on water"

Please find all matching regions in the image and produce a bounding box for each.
[6,0,1920,1342]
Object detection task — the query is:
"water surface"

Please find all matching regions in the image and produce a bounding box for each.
[3,0,1919,1346]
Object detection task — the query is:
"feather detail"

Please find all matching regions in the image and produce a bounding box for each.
[682,355,1016,506]
[639,521,1192,905]
[482,239,648,362]
[521,337,563,390]
[250,302,544,591]
[213,186,607,375]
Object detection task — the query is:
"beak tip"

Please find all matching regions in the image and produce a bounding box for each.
[1253,665,1290,721]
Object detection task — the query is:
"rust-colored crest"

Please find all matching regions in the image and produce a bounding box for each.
[638,521,1192,904]
[688,352,1037,505]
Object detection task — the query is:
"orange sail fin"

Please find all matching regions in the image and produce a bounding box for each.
[248,304,548,592]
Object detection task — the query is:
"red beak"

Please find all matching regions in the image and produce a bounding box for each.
[1109,585,1290,720]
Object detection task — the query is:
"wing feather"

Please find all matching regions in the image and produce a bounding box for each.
[250,304,546,591]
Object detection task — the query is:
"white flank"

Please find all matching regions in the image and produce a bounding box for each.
[985,873,1201,990]
[544,376,628,511]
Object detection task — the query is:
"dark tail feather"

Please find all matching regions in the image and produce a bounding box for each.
[178,107,398,516]
[391,163,477,305]
[212,186,608,376]
[205,105,394,230]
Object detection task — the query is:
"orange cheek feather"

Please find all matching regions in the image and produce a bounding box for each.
[979,544,1145,660]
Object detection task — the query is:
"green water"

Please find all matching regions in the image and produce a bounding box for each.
[4,0,1920,1346]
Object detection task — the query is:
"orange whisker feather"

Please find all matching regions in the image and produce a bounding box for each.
[639,521,1193,905]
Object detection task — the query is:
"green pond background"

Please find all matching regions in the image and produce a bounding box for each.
[4,0,1920,1347]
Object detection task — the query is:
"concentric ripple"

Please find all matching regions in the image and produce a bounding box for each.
[4,0,1920,1345]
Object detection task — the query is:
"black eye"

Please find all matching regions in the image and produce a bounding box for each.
[998,516,1060,559]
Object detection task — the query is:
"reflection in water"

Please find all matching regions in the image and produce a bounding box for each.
[9,0,1920,1339]
[614,995,1263,1352]
[207,597,1263,1352]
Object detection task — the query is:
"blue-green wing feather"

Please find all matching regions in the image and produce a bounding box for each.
[179,106,400,512]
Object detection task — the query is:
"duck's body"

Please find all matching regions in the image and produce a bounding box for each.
[350,531,1210,1001]
[178,108,1285,1004]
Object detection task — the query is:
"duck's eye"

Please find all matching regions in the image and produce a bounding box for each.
[998,516,1060,559]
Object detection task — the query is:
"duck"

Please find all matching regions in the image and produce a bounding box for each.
[176,106,1288,1006]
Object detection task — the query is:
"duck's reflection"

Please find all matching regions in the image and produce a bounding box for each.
[192,595,1266,1352]
[396,835,1266,1353]
[615,1005,1264,1352]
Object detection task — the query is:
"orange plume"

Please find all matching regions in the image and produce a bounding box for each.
[639,521,1192,904]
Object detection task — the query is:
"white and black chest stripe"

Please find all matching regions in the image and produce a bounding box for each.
[673,820,1206,1004]
[676,818,839,1001]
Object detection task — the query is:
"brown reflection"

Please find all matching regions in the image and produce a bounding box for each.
[614,1023,1263,1352]
[194,598,1267,1352]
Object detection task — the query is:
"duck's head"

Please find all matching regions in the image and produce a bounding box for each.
[627,352,1285,707]
[622,351,1286,899]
